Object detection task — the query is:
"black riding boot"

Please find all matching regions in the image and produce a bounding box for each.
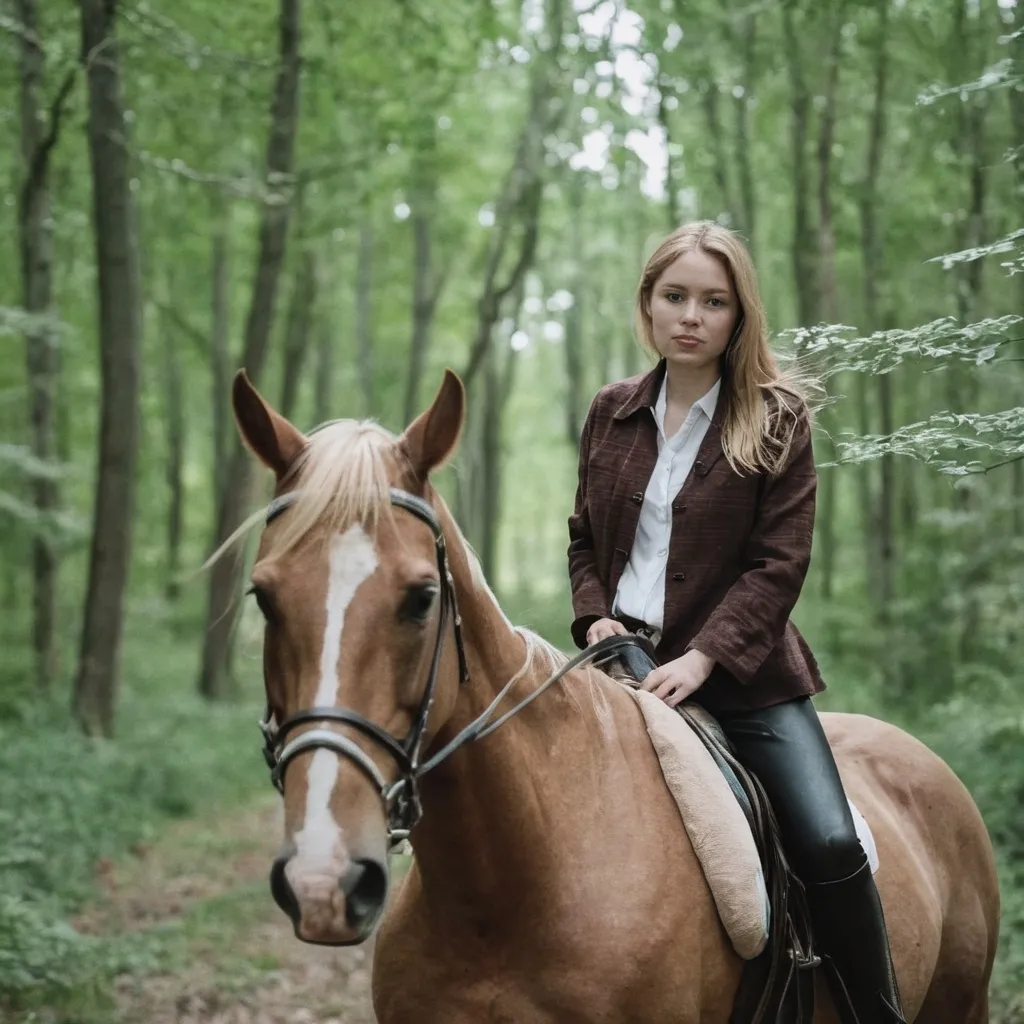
[806,860,906,1024]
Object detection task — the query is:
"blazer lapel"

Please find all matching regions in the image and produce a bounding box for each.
[677,388,726,496]
[613,361,664,421]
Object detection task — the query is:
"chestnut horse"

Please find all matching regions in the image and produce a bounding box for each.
[229,367,999,1023]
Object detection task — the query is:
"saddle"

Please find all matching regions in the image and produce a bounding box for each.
[597,634,819,1024]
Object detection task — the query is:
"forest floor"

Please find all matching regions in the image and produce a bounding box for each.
[74,795,381,1024]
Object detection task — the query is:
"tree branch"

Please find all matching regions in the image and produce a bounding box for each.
[0,12,39,46]
[18,66,77,229]
[153,300,209,355]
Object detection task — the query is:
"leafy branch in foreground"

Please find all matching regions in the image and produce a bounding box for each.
[927,227,1024,276]
[0,443,65,482]
[778,315,1023,377]
[821,407,1024,476]
[0,304,68,339]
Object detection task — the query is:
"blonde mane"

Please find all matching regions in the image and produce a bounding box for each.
[206,420,616,716]
[267,419,401,558]
[203,419,401,570]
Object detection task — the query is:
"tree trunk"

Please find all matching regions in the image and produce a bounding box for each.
[313,313,333,424]
[479,293,524,583]
[698,75,737,222]
[403,123,447,424]
[17,0,72,691]
[816,436,837,601]
[563,172,585,446]
[817,2,844,326]
[480,347,502,582]
[657,78,679,230]
[948,0,990,664]
[279,245,319,420]
[877,371,895,616]
[459,0,567,391]
[732,6,757,252]
[210,193,231,494]
[813,2,845,602]
[356,217,375,418]
[781,1,819,327]
[858,0,890,621]
[161,298,185,602]
[73,0,144,736]
[197,0,303,701]
[854,375,878,608]
[1011,13,1024,537]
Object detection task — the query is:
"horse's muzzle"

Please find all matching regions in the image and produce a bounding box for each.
[270,844,388,945]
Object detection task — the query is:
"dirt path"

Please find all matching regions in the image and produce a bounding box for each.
[76,795,380,1024]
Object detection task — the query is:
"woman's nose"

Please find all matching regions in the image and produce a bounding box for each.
[679,300,700,323]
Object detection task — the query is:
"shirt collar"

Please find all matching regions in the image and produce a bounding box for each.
[653,374,721,431]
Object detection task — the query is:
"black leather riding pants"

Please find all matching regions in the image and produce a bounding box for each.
[712,696,905,1022]
[713,696,866,885]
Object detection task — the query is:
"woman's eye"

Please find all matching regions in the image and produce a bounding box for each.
[666,291,683,303]
[707,296,725,308]
[400,583,438,623]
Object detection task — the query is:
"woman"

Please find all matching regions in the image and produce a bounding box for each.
[567,221,904,1023]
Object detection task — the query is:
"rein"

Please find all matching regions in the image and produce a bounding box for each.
[258,486,636,844]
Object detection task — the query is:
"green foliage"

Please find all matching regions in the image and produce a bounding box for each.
[828,405,1024,475]
[0,607,264,1017]
[919,704,1024,1011]
[3,0,1024,1014]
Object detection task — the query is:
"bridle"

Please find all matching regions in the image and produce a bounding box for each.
[258,487,469,843]
[257,485,646,845]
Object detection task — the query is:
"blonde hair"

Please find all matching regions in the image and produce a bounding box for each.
[635,221,817,476]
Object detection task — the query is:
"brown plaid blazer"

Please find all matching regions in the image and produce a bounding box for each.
[567,361,825,714]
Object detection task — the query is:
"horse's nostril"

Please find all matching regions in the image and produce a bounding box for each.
[270,846,300,925]
[340,857,388,931]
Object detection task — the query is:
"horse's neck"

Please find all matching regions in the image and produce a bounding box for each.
[415,656,613,911]
[413,542,631,919]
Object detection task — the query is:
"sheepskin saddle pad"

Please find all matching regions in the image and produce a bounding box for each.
[623,687,879,961]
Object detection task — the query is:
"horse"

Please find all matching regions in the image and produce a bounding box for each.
[228,366,1000,1023]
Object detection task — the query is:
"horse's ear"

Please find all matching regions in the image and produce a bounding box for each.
[400,369,465,480]
[232,368,307,479]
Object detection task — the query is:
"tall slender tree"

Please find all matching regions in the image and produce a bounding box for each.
[73,0,143,735]
[781,0,820,327]
[197,0,303,700]
[16,0,73,690]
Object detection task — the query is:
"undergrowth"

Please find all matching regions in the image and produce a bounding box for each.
[2,586,1022,1020]
[0,597,265,1022]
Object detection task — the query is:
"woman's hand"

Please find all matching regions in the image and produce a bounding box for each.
[586,617,629,645]
[642,649,716,708]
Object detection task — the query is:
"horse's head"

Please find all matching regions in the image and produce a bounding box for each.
[232,367,466,945]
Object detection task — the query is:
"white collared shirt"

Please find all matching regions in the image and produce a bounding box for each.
[612,375,721,635]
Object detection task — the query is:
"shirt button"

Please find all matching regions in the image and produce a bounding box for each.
[673,572,686,581]
[658,548,668,556]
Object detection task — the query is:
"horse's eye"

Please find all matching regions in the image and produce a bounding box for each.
[400,583,438,623]
[247,585,276,623]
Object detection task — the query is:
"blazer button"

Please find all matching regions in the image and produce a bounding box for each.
[694,460,706,476]
[672,572,686,581]
[672,503,687,513]
[630,492,643,505]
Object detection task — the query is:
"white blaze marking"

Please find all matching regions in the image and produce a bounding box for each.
[290,526,378,874]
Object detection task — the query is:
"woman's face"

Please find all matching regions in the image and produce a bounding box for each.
[646,248,740,376]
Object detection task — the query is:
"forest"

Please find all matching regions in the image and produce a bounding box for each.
[1,0,1022,1020]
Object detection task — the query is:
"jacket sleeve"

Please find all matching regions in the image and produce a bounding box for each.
[568,395,610,649]
[689,407,817,683]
